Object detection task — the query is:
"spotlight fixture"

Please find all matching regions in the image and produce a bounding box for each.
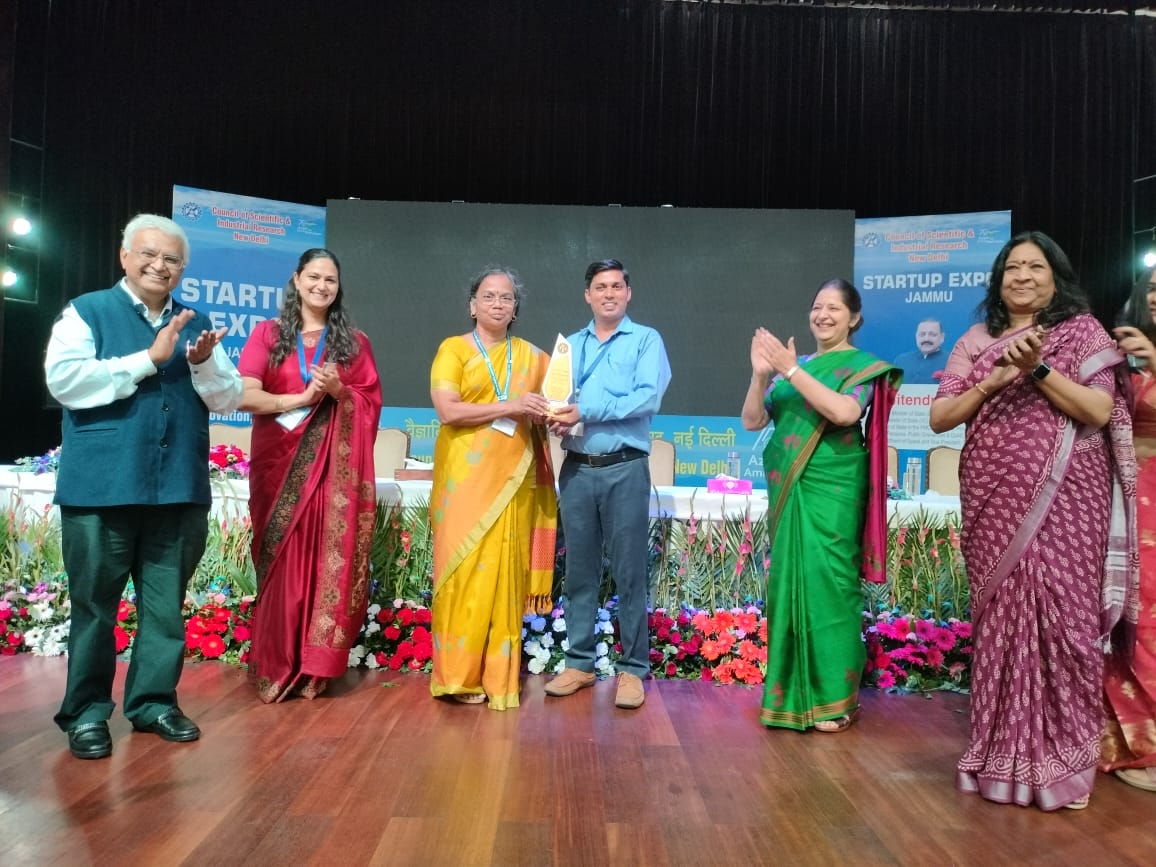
[9,216,32,236]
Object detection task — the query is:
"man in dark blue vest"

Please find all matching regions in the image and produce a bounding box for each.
[45,213,243,759]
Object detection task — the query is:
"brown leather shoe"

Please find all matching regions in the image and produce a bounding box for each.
[544,668,596,697]
[614,672,645,709]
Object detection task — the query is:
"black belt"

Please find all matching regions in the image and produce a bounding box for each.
[566,447,647,468]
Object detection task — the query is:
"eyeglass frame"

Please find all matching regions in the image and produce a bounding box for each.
[130,248,185,270]
[474,292,518,307]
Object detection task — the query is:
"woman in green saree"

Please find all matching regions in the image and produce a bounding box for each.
[741,279,900,732]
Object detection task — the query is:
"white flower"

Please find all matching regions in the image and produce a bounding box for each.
[349,644,368,660]
[599,620,615,635]
[367,604,381,616]
[524,640,542,656]
[364,622,381,636]
[597,608,611,622]
[595,641,608,657]
[552,617,567,633]
[38,641,65,657]
[551,659,566,674]
[561,638,570,652]
[527,657,546,675]
[594,655,611,672]
[539,633,554,649]
[32,602,54,622]
[24,627,44,648]
[365,653,380,669]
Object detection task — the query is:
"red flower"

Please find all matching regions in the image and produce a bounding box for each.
[397,640,414,660]
[232,624,251,642]
[387,654,404,671]
[407,658,424,670]
[665,662,677,677]
[6,631,24,646]
[700,667,714,681]
[0,607,10,621]
[396,607,415,626]
[383,625,401,641]
[200,634,226,659]
[412,642,432,663]
[113,626,131,652]
[376,608,393,624]
[374,651,388,667]
[185,631,203,651]
[415,608,432,625]
[1,647,16,656]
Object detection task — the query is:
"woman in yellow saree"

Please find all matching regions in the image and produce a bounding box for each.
[429,267,557,709]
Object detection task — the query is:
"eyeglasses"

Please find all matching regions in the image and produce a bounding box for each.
[132,248,185,269]
[476,293,517,306]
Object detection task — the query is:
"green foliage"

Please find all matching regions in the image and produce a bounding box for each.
[370,499,434,601]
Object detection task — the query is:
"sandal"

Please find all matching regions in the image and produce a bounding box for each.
[814,707,860,733]
[452,693,487,705]
[1063,795,1090,810]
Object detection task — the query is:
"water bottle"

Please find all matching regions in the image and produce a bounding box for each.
[726,450,742,478]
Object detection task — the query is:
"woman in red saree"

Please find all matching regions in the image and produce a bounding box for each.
[238,249,382,702]
[931,231,1137,811]
[429,267,556,710]
[1105,265,1156,792]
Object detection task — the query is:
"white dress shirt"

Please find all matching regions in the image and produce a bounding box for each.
[45,280,243,413]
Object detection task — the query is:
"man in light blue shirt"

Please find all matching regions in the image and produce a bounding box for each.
[544,259,671,709]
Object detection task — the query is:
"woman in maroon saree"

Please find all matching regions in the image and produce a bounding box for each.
[238,249,382,702]
[1105,265,1156,792]
[931,231,1137,811]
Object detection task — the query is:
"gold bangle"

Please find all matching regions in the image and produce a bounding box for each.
[785,365,800,381]
[974,383,990,398]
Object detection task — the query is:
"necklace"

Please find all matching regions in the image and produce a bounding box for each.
[301,328,323,348]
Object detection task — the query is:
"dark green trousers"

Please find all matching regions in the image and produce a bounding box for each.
[54,504,209,731]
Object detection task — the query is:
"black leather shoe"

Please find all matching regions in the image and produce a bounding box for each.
[68,721,112,759]
[133,708,200,742]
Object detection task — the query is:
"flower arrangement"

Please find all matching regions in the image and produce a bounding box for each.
[184,598,253,665]
[647,606,768,684]
[0,475,973,693]
[13,447,60,475]
[349,598,434,672]
[208,444,250,479]
[863,610,972,691]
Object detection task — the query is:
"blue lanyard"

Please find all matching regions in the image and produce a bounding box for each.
[577,331,619,391]
[297,327,328,384]
[472,330,512,401]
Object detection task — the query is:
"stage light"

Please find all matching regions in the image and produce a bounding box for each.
[2,245,39,302]
[1144,250,1156,269]
[2,269,17,288]
[9,216,32,236]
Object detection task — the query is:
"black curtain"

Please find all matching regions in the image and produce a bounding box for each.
[3,0,1153,458]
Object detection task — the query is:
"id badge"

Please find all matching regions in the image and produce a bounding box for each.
[276,406,310,431]
[491,416,517,437]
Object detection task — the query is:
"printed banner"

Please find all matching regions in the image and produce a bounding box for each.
[854,211,1011,493]
[170,185,327,424]
[378,408,768,489]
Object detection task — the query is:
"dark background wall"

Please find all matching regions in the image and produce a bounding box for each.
[2,0,1154,458]
[328,200,852,414]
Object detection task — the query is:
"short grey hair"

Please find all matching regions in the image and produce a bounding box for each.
[121,213,190,262]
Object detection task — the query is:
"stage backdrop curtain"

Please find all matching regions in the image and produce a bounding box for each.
[2,0,1154,460]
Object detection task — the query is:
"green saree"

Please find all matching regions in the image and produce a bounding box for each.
[759,349,900,730]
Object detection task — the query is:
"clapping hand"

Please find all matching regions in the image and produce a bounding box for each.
[185,327,228,365]
[148,309,197,366]
[751,327,797,378]
[309,362,343,398]
[998,327,1047,373]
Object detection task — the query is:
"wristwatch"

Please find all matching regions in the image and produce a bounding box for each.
[1031,362,1052,381]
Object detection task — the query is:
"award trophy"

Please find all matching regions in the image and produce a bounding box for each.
[542,334,582,435]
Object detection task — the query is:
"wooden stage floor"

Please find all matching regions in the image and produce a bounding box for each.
[1,655,1154,866]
